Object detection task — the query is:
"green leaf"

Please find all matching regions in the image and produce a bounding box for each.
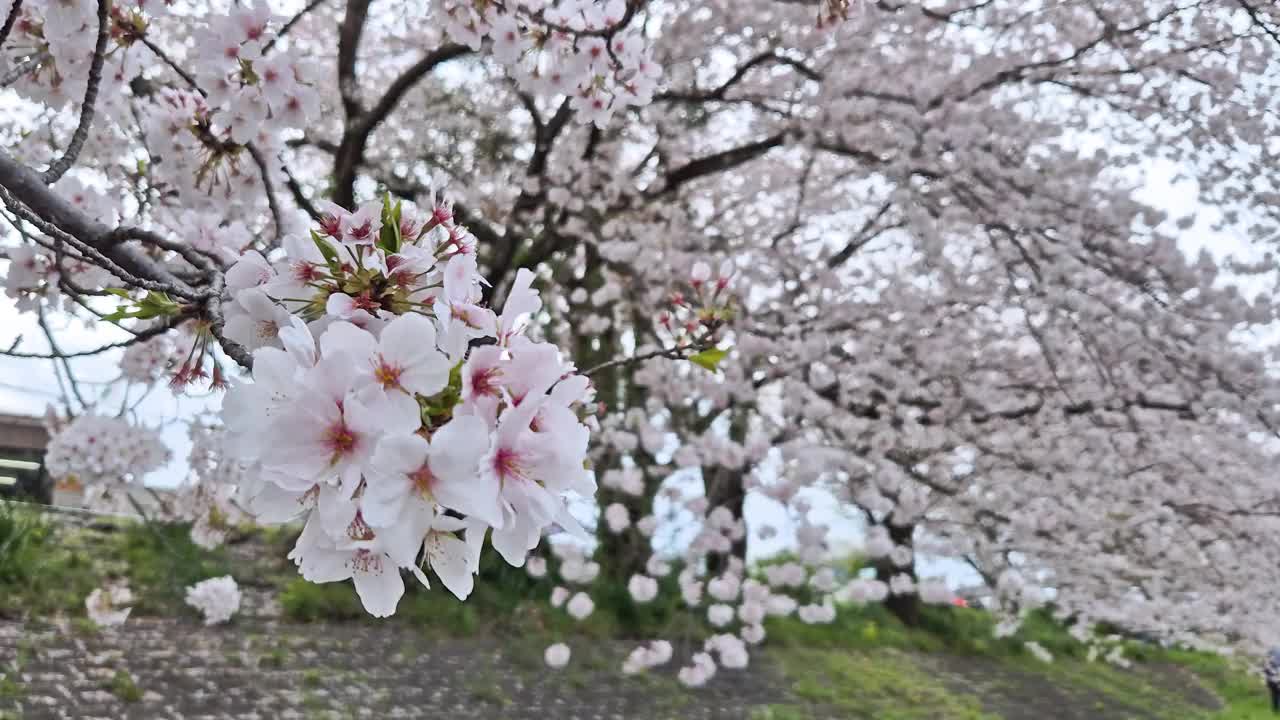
[689,347,729,373]
[378,194,403,254]
[310,230,341,273]
[103,288,133,299]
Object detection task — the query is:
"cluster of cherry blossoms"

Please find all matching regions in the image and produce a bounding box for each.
[4,0,106,108]
[220,193,597,616]
[0,180,118,312]
[44,413,169,512]
[656,260,736,357]
[175,422,254,549]
[195,5,319,144]
[439,0,661,127]
[184,575,242,625]
[139,7,318,210]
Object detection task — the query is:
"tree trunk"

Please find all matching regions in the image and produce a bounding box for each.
[873,520,922,626]
[704,463,747,575]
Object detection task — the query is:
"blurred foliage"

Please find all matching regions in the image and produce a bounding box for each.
[0,501,229,618]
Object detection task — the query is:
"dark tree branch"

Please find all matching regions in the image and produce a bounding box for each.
[0,50,45,87]
[282,162,323,222]
[246,144,286,245]
[205,270,253,371]
[139,36,202,96]
[41,0,108,185]
[332,43,470,208]
[828,198,896,268]
[0,0,22,48]
[1237,0,1280,48]
[658,131,790,195]
[656,50,822,103]
[336,0,372,119]
[0,152,196,295]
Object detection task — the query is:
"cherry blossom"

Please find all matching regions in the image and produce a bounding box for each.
[627,574,658,603]
[566,592,594,620]
[85,584,133,628]
[185,576,243,625]
[544,642,571,669]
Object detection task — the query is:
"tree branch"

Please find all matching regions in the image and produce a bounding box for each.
[0,152,197,295]
[41,0,108,185]
[263,0,330,54]
[658,131,790,195]
[332,43,470,208]
[0,0,21,48]
[336,0,372,119]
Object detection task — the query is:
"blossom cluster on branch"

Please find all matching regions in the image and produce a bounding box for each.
[439,0,661,126]
[221,194,597,615]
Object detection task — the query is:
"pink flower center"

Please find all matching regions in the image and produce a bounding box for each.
[373,356,403,389]
[325,421,358,457]
[492,447,526,483]
[256,320,278,340]
[409,464,436,496]
[348,220,374,241]
[320,214,342,237]
[353,293,382,312]
[347,511,375,541]
[470,366,501,398]
[292,261,321,283]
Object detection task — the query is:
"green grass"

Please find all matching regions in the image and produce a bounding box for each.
[1153,649,1273,719]
[0,503,108,618]
[0,671,23,702]
[103,670,142,703]
[115,521,233,615]
[765,647,998,719]
[0,502,233,619]
[0,502,52,584]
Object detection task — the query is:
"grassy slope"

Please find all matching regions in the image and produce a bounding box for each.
[2,502,1275,719]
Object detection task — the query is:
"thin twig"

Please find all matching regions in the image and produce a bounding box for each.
[582,345,705,377]
[0,184,208,299]
[139,35,203,95]
[0,319,177,358]
[37,307,89,409]
[262,0,330,53]
[246,144,285,246]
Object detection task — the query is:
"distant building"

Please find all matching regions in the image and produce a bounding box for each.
[0,412,51,503]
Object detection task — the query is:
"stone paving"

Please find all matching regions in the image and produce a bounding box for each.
[0,614,795,720]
